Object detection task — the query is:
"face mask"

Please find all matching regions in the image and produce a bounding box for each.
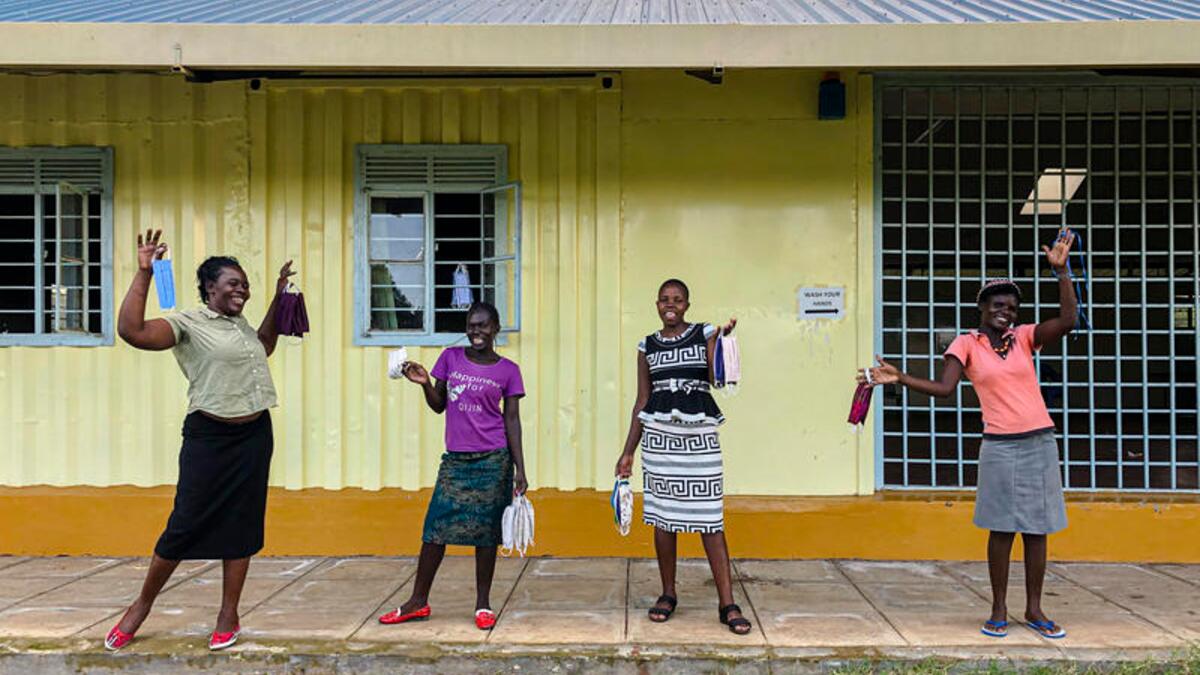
[713,326,741,397]
[452,263,474,309]
[848,368,874,431]
[500,493,535,558]
[386,347,409,380]
[152,258,175,311]
[1052,227,1091,336]
[275,283,310,338]
[611,478,633,536]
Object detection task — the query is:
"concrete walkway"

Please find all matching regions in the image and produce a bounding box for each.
[0,556,1197,672]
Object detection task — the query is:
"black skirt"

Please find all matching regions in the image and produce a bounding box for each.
[155,411,274,560]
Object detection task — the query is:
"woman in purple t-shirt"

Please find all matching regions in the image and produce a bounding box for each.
[377,302,527,632]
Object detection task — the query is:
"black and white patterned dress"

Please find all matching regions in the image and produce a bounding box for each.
[637,323,725,533]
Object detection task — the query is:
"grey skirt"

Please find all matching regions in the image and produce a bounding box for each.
[974,430,1068,535]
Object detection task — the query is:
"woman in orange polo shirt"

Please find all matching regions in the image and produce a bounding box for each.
[862,227,1079,640]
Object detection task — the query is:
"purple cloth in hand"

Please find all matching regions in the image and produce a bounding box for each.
[275,291,309,337]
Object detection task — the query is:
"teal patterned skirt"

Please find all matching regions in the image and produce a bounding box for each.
[422,450,513,547]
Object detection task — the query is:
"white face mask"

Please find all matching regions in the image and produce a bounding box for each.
[386,347,409,379]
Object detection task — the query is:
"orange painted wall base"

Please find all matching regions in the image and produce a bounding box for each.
[4,487,1199,562]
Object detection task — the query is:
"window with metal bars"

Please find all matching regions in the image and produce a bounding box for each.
[876,81,1199,493]
[353,145,521,346]
[0,147,113,347]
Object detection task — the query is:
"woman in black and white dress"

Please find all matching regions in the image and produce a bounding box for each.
[615,278,750,635]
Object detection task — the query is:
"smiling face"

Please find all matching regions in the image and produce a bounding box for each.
[465,307,500,351]
[979,293,1019,333]
[206,266,251,316]
[656,282,690,330]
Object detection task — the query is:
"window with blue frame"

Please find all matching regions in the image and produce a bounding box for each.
[0,147,114,346]
[354,145,521,346]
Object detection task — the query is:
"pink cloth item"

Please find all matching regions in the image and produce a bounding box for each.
[848,381,873,426]
[944,323,1055,435]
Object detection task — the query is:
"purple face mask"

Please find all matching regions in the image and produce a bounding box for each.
[847,381,873,427]
[275,286,309,337]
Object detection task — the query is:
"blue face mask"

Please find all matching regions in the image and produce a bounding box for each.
[152,258,175,310]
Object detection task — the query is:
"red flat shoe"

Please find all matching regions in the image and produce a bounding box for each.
[104,625,135,651]
[474,608,496,630]
[378,604,431,624]
[209,625,240,651]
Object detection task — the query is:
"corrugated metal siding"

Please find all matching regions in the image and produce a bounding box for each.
[0,73,623,491]
[0,74,250,487]
[0,0,1197,24]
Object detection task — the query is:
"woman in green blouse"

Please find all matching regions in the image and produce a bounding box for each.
[105,229,295,652]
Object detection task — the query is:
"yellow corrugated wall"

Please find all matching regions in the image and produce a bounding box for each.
[0,73,624,491]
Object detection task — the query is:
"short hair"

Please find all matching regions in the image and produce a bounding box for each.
[658,278,690,300]
[196,256,243,303]
[976,278,1022,306]
[466,301,501,328]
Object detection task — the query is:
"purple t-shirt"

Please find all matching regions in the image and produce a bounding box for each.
[430,347,525,452]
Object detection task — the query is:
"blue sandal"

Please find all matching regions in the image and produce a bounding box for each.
[980,619,1008,638]
[1026,619,1067,639]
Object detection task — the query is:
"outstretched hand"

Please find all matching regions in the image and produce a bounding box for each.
[136,229,167,272]
[719,317,737,335]
[857,354,901,386]
[402,362,430,386]
[1042,226,1075,273]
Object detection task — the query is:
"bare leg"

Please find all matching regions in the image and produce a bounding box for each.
[400,542,446,613]
[650,528,677,618]
[701,531,749,632]
[1022,533,1051,624]
[474,546,498,611]
[987,531,1016,623]
[215,558,250,633]
[115,554,181,634]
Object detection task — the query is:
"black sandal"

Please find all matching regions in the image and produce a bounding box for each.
[719,603,752,635]
[648,594,677,622]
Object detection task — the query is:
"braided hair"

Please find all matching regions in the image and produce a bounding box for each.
[976,278,1022,307]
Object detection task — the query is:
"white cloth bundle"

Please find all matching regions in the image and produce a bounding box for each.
[386,347,409,380]
[612,479,633,536]
[500,493,535,557]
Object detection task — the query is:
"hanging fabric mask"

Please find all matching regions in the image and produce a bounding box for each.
[152,257,175,311]
[275,283,310,338]
[848,368,874,432]
[452,264,474,309]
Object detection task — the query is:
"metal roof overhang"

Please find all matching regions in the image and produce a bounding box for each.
[0,21,1197,72]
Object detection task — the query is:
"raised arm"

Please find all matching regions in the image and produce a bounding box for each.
[863,353,964,398]
[615,351,652,478]
[117,229,177,351]
[1034,227,1079,347]
[257,260,296,357]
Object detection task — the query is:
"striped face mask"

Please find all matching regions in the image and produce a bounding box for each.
[713,327,741,395]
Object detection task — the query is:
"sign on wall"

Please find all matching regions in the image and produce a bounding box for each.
[798,287,845,320]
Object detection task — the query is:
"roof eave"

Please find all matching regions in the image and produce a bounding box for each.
[0,21,1197,70]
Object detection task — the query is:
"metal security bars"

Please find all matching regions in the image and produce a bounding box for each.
[876,80,1200,492]
[354,145,521,346]
[0,147,113,347]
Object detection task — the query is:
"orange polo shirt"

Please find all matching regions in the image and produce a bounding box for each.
[944,323,1055,436]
